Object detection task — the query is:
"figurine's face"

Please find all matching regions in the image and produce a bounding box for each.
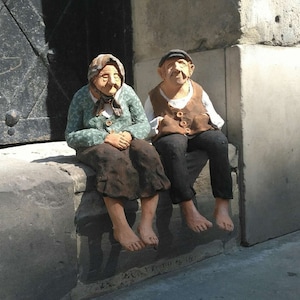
[93,64,122,96]
[158,58,194,86]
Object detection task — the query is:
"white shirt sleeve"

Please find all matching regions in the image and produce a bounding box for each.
[144,96,155,121]
[144,96,163,137]
[202,90,224,129]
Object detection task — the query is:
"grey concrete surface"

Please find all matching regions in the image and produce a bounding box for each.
[0,142,78,300]
[94,230,300,300]
[131,0,300,62]
[0,141,239,300]
[226,45,300,245]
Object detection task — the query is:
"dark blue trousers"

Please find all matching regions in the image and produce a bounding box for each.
[153,130,233,204]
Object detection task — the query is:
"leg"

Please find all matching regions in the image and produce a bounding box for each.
[129,139,171,197]
[154,134,212,233]
[154,134,194,202]
[188,130,234,231]
[155,191,173,249]
[180,200,213,232]
[77,143,140,200]
[138,194,159,247]
[186,149,208,186]
[103,197,145,251]
[214,197,234,231]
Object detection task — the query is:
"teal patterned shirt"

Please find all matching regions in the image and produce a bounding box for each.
[65,84,150,150]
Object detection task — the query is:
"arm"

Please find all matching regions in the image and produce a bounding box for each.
[65,87,109,149]
[144,96,163,138]
[121,85,150,139]
[202,90,224,129]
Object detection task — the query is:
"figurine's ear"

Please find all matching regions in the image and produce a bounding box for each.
[188,63,195,77]
[157,67,165,79]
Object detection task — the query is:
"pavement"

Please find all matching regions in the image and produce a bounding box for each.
[93,230,300,300]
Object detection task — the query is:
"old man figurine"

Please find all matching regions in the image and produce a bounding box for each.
[145,49,234,233]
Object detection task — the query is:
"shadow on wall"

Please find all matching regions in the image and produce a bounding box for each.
[75,148,238,284]
[37,149,233,283]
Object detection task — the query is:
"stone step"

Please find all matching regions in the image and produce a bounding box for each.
[0,141,239,299]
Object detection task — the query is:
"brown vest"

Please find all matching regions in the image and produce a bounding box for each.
[149,80,213,141]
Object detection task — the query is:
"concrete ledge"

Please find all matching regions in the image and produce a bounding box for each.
[0,141,239,299]
[0,143,78,300]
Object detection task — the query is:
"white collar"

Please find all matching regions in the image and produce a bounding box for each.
[159,80,193,109]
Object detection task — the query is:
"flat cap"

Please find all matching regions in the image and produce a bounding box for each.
[158,49,193,67]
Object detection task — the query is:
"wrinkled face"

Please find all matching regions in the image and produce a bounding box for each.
[158,57,194,86]
[93,64,122,96]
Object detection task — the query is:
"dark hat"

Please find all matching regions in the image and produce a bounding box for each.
[158,49,193,67]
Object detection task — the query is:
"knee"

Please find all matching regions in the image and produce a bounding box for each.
[154,134,187,149]
[207,130,228,147]
[130,139,151,155]
[94,143,122,161]
[130,139,148,151]
[154,134,187,155]
[210,133,229,155]
[130,140,159,161]
[216,134,229,148]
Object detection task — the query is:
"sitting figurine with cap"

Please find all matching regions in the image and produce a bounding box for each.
[65,54,170,251]
[144,49,234,233]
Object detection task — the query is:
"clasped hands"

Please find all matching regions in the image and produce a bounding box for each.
[104,131,132,150]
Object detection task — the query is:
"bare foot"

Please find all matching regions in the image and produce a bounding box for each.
[138,195,159,247]
[180,200,213,233]
[137,224,159,247]
[214,198,234,232]
[113,225,146,251]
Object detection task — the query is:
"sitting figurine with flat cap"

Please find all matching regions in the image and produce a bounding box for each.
[144,49,234,233]
[65,54,170,251]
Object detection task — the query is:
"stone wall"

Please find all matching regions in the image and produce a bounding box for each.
[226,44,300,244]
[131,0,241,61]
[131,0,300,63]
[0,146,78,299]
[239,0,300,46]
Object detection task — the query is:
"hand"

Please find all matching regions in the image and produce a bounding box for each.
[104,132,131,150]
[120,131,132,143]
[157,116,164,123]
